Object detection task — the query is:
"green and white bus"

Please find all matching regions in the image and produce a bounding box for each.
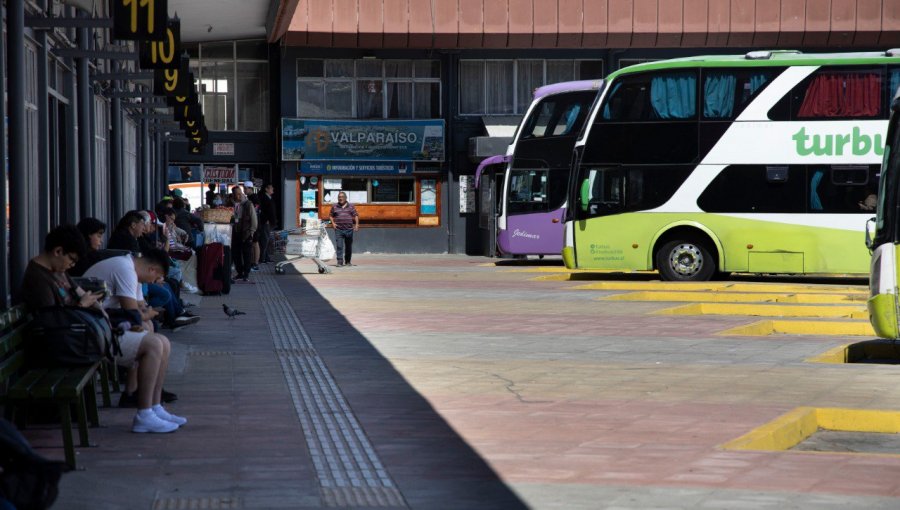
[565,50,900,280]
[867,94,900,338]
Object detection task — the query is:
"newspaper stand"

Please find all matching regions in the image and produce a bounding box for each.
[272,220,334,275]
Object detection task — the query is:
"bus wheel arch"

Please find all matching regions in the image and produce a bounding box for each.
[652,226,721,281]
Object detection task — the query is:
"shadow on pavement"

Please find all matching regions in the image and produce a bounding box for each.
[275,268,528,509]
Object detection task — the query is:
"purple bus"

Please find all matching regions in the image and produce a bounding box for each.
[477,80,603,256]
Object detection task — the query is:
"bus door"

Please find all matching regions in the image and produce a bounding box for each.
[477,164,503,257]
[867,106,900,339]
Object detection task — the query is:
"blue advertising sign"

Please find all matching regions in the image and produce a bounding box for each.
[282,119,444,162]
[300,161,413,175]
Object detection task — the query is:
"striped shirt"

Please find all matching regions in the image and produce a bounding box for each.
[329,202,358,230]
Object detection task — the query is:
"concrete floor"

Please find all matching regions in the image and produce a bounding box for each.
[30,254,900,509]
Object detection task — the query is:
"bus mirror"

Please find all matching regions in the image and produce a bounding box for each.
[579,179,590,212]
[866,217,876,251]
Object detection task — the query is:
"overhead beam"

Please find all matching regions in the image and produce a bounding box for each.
[25,16,113,29]
[54,48,138,60]
[92,71,154,81]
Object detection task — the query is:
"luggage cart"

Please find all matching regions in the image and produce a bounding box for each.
[272,224,334,275]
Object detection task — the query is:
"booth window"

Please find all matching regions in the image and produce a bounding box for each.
[309,176,438,226]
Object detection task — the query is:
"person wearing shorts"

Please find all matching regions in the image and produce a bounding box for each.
[83,248,188,433]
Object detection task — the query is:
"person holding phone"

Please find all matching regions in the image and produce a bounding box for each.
[19,225,102,310]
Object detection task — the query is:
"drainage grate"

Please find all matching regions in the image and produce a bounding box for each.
[255,273,407,508]
[189,351,236,357]
[152,496,241,509]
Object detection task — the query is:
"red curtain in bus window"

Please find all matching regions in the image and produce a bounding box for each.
[797,72,881,118]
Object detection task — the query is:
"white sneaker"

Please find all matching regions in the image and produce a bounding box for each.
[182,282,199,294]
[153,405,187,426]
[132,410,179,433]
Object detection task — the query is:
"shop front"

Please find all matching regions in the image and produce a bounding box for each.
[284,118,448,253]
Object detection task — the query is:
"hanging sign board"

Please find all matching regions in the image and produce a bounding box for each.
[111,0,168,41]
[139,17,181,69]
[153,57,192,97]
[282,119,445,162]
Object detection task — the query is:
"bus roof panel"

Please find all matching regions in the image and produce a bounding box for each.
[610,51,900,81]
[533,79,604,100]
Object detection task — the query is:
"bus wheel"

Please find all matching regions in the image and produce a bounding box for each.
[657,239,716,281]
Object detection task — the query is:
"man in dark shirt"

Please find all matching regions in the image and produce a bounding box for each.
[19,225,97,309]
[329,191,359,267]
[257,184,277,264]
[107,210,145,254]
[172,197,202,248]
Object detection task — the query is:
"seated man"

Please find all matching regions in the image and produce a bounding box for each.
[83,248,187,433]
[136,211,199,328]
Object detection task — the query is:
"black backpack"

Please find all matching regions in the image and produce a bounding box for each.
[27,306,120,368]
[0,419,69,509]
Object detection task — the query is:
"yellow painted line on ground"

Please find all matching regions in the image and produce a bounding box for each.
[505,267,605,273]
[722,407,900,452]
[529,271,658,282]
[601,291,866,304]
[654,302,866,318]
[806,344,851,364]
[718,320,875,337]
[571,281,865,293]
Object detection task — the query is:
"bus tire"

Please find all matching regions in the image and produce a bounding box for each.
[656,238,716,281]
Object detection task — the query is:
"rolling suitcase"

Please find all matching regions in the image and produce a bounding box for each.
[198,242,231,295]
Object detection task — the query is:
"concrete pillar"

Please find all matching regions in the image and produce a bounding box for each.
[7,0,28,296]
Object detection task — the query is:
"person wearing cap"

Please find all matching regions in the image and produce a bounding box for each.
[156,196,175,223]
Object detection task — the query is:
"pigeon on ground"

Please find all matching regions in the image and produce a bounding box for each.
[222,304,246,319]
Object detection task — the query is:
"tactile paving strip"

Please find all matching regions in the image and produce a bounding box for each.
[256,273,406,508]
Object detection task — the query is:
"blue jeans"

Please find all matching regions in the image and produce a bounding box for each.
[145,282,184,326]
[335,229,354,264]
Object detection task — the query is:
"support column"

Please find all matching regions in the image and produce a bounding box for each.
[141,117,152,207]
[110,86,122,221]
[0,4,10,306]
[7,0,27,296]
[36,24,50,241]
[76,16,93,217]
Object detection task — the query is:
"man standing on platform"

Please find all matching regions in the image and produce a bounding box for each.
[329,191,359,267]
[258,183,277,264]
[231,185,257,282]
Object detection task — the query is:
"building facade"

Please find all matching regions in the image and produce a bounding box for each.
[3,0,900,303]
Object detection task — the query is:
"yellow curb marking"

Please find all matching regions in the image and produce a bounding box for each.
[601,291,866,304]
[805,344,851,364]
[571,281,866,293]
[721,407,900,452]
[654,302,866,319]
[718,320,875,337]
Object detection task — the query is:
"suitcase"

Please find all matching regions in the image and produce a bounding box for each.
[198,242,231,295]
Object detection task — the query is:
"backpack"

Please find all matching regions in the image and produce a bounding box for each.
[0,418,69,510]
[27,306,120,368]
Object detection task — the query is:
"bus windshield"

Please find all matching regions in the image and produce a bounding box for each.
[497,83,602,257]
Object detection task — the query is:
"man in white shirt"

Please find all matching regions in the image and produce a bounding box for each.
[83,248,187,434]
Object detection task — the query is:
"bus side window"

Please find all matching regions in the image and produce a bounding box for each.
[808,165,877,213]
[769,66,887,121]
[698,165,806,213]
[702,69,777,120]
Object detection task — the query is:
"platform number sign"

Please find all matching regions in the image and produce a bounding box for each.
[139,18,180,69]
[153,56,191,97]
[112,0,168,41]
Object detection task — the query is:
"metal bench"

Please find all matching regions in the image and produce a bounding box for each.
[0,305,108,469]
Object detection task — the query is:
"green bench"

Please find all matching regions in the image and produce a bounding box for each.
[0,305,116,469]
